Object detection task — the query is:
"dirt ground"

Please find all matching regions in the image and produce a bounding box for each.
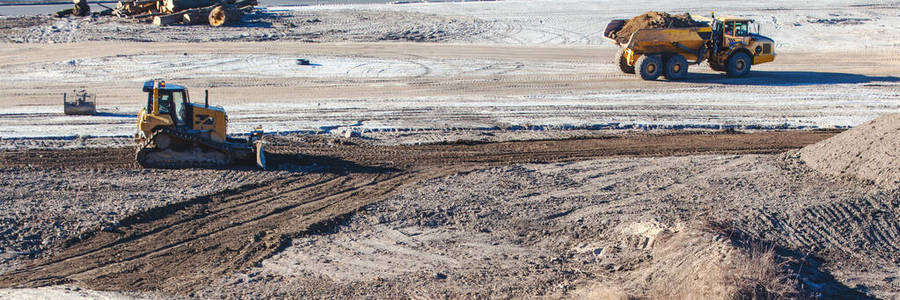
[0,132,853,294]
[1,0,899,299]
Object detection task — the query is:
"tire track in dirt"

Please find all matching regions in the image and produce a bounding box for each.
[0,131,839,294]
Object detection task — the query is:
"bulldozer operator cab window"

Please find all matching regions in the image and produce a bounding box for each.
[147,90,188,126]
[172,91,187,126]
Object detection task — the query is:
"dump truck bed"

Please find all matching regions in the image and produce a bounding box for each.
[604,19,712,62]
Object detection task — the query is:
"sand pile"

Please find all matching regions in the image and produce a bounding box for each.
[799,113,900,188]
[608,11,705,43]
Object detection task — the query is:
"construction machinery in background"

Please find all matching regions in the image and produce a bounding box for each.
[63,89,97,115]
[135,80,266,169]
[604,12,776,80]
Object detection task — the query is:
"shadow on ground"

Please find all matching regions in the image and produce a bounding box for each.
[261,152,400,174]
[679,71,899,87]
[93,112,137,118]
[712,222,876,299]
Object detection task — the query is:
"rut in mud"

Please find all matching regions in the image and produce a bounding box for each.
[0,131,838,294]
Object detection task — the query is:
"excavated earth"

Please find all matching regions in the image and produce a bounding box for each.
[800,113,900,188]
[608,11,705,44]
[0,130,868,298]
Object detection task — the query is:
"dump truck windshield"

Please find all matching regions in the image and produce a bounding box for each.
[724,21,750,36]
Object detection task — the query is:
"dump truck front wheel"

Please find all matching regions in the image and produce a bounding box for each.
[615,49,635,74]
[664,55,688,80]
[726,52,752,77]
[636,55,662,80]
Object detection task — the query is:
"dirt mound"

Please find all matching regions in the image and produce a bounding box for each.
[609,11,705,43]
[799,113,900,188]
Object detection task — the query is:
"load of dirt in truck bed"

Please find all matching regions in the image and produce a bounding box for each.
[608,11,706,44]
[799,113,900,188]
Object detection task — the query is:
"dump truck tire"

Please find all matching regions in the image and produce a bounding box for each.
[615,49,635,74]
[726,52,752,77]
[636,55,662,80]
[663,55,688,80]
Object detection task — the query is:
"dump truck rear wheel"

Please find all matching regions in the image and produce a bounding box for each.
[636,55,662,80]
[664,55,688,80]
[726,52,752,77]
[615,49,635,74]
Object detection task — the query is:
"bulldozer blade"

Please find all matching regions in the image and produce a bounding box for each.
[255,142,266,170]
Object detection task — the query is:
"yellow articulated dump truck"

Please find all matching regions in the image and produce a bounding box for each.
[604,14,776,80]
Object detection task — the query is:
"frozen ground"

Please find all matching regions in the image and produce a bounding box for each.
[0,44,897,139]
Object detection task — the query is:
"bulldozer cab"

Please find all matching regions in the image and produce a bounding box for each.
[143,81,190,128]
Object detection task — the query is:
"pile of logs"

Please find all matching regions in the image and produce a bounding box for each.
[113,0,257,26]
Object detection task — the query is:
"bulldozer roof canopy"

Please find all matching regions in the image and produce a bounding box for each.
[142,80,186,92]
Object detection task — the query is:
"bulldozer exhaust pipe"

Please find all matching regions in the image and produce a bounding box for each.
[204,89,209,108]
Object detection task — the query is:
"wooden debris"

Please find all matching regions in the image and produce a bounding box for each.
[73,0,91,16]
[55,8,74,17]
[182,9,209,25]
[162,0,214,13]
[111,0,254,26]
[208,4,242,27]
[152,10,190,25]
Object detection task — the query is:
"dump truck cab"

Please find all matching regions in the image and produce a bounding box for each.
[713,16,776,66]
[137,80,227,143]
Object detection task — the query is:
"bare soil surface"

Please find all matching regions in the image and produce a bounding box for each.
[212,154,896,298]
[800,113,900,188]
[1,1,899,298]
[0,130,841,297]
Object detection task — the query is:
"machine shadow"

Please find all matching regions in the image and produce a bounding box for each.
[93,112,138,118]
[679,70,900,87]
[256,152,401,174]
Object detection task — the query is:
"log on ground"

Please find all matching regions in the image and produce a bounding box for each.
[162,0,214,13]
[153,10,191,25]
[208,5,243,27]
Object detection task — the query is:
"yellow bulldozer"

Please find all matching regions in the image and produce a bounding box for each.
[135,80,266,169]
[604,14,776,80]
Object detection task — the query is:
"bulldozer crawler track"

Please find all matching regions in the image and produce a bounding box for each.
[136,127,248,169]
